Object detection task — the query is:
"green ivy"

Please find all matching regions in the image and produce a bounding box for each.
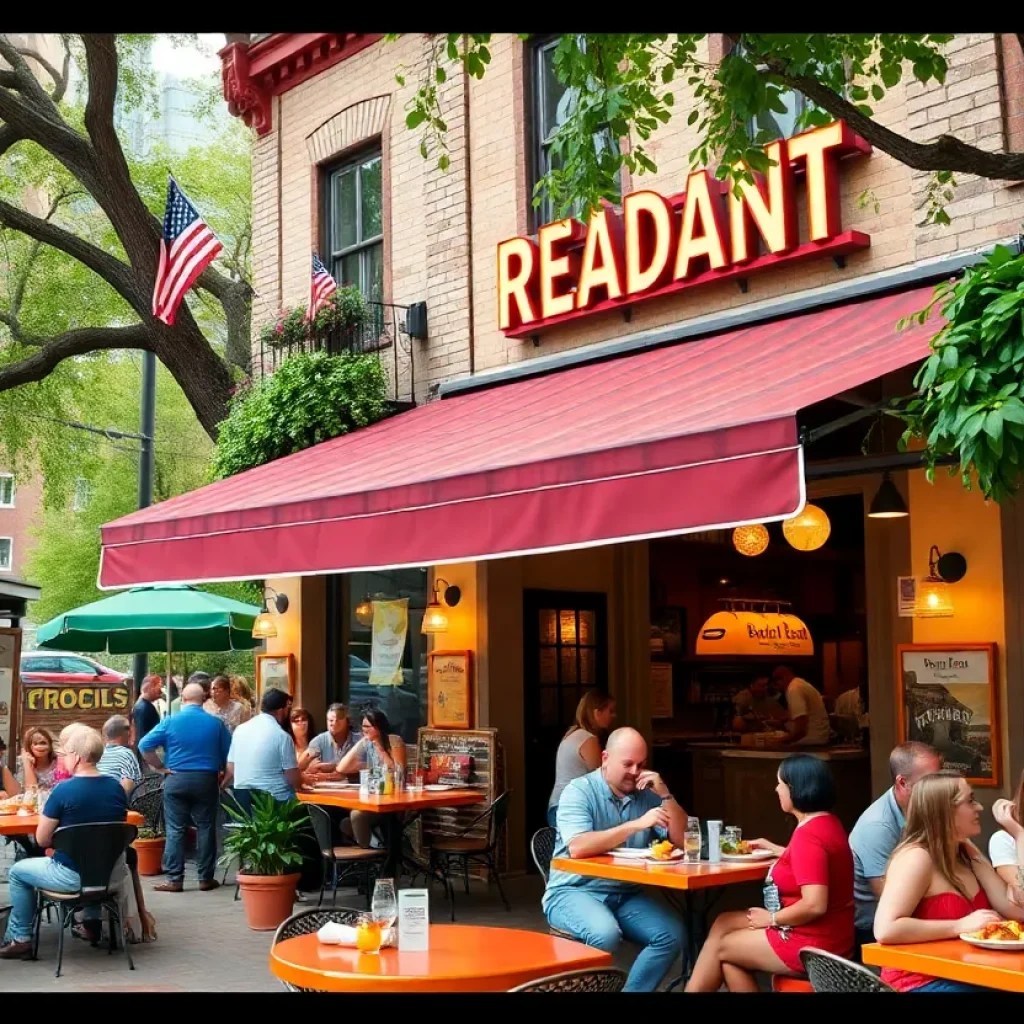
[212,351,389,480]
[899,244,1024,503]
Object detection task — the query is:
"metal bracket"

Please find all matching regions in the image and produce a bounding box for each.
[737,278,749,294]
[833,254,847,270]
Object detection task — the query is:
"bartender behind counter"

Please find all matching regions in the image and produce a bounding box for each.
[771,665,832,746]
[731,675,785,733]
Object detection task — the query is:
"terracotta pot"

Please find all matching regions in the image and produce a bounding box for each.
[236,873,301,931]
[132,837,166,876]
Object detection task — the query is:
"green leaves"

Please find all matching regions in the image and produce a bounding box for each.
[220,792,312,877]
[900,245,1024,503]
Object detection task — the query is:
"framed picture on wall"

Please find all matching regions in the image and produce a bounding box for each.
[896,643,1000,787]
[255,653,296,700]
[650,606,686,660]
[428,650,474,729]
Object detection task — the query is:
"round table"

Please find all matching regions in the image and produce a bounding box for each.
[269,923,613,992]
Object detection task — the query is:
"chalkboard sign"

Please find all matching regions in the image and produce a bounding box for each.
[416,727,506,874]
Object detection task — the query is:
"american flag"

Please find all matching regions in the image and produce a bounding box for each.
[152,177,223,326]
[307,252,338,322]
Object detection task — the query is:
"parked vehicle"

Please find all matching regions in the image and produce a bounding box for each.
[20,650,128,684]
[347,654,421,742]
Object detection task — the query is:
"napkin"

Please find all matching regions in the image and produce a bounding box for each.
[316,922,396,947]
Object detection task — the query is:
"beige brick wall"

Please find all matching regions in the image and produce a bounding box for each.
[250,33,1024,394]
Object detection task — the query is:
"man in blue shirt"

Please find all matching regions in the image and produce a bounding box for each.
[544,727,688,991]
[224,687,301,809]
[140,681,231,893]
[0,725,127,960]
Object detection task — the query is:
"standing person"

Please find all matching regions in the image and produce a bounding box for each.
[771,665,831,746]
[170,671,211,715]
[849,741,942,950]
[305,703,359,777]
[223,688,302,810]
[203,674,252,734]
[139,681,231,893]
[685,754,855,992]
[546,691,617,828]
[230,675,256,712]
[544,727,687,992]
[0,726,128,960]
[874,771,1024,992]
[132,675,163,747]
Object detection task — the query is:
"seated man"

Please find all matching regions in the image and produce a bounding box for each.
[543,727,687,992]
[0,725,128,960]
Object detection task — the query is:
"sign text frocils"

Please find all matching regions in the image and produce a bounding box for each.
[498,121,871,338]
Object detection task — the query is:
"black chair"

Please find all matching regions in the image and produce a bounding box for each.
[530,826,557,882]
[128,774,164,833]
[306,804,386,908]
[799,948,897,993]
[32,822,138,978]
[272,906,363,992]
[427,791,511,921]
[509,967,628,993]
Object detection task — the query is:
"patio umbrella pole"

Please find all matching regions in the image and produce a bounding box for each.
[166,630,173,717]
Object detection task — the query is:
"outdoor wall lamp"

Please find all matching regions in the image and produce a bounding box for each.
[421,577,462,635]
[916,545,967,619]
[252,586,290,639]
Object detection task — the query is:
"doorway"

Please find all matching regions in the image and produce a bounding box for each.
[522,589,608,866]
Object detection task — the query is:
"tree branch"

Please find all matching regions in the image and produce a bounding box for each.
[765,62,1024,181]
[0,323,152,391]
[0,123,20,159]
[14,44,69,103]
[0,34,56,111]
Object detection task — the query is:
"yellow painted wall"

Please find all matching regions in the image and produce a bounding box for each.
[263,574,327,723]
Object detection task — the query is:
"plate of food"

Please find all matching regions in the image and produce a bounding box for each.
[720,840,775,861]
[609,841,685,861]
[960,920,1024,950]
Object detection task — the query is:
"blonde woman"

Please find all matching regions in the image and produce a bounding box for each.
[230,675,255,711]
[546,690,617,828]
[874,771,1024,992]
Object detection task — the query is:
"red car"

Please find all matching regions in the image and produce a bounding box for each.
[19,650,127,684]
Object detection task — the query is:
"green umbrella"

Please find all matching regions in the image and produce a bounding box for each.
[35,585,264,714]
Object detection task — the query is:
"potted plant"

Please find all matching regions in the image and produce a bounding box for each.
[132,826,166,876]
[220,792,310,931]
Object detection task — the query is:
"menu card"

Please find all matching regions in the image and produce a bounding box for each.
[398,889,429,951]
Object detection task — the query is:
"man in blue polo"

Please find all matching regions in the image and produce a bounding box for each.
[140,681,231,893]
[544,727,688,991]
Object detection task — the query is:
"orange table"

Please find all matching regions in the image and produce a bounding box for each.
[269,923,612,992]
[0,810,144,837]
[862,939,1024,993]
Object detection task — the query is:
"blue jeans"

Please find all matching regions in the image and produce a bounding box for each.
[163,771,220,882]
[4,856,80,943]
[545,886,684,992]
[546,805,558,828]
[913,979,990,993]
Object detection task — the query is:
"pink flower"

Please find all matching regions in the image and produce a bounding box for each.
[275,323,284,333]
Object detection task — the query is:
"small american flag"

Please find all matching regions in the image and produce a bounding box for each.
[307,252,338,322]
[152,177,223,326]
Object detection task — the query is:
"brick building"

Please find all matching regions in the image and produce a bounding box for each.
[101,34,1024,871]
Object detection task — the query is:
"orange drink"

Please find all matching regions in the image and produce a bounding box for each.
[355,916,382,954]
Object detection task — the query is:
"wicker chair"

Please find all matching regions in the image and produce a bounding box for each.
[529,827,575,942]
[272,906,364,992]
[799,948,897,993]
[509,967,628,993]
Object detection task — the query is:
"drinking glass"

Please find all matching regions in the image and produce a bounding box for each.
[371,878,398,937]
[355,914,383,954]
[683,818,701,863]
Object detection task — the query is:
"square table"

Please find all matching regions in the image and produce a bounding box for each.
[862,939,1024,993]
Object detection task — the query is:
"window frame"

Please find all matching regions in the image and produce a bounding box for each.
[0,474,15,508]
[0,536,12,571]
[72,476,91,512]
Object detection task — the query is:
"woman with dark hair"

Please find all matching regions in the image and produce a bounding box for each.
[289,707,318,770]
[686,753,855,992]
[335,708,407,848]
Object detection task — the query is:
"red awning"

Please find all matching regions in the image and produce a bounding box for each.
[99,286,938,588]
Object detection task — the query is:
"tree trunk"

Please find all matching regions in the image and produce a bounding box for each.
[154,323,235,436]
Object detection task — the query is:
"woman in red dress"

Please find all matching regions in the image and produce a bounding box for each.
[874,771,1024,993]
[686,754,854,991]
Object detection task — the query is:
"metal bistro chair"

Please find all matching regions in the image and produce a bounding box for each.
[128,773,165,832]
[306,804,387,908]
[799,948,898,993]
[32,821,138,978]
[427,791,511,922]
[272,906,363,992]
[529,826,575,942]
[509,967,628,993]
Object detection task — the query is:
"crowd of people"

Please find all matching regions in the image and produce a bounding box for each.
[544,676,1024,993]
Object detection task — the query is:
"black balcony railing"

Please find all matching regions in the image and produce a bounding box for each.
[256,302,416,408]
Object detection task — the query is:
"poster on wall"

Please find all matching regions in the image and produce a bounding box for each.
[428,650,474,729]
[651,662,674,719]
[255,653,296,699]
[370,598,408,687]
[897,576,918,617]
[897,643,1000,787]
[650,607,686,659]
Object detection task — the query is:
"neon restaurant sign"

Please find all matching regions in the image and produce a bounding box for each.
[497,120,871,338]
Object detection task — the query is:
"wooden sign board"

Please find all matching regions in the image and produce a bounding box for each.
[20,682,131,741]
[428,650,473,729]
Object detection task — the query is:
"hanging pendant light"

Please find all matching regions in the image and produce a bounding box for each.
[782,504,831,551]
[732,524,769,557]
[868,473,909,519]
[354,595,375,627]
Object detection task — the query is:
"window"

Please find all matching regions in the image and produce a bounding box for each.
[72,477,92,512]
[531,36,621,227]
[21,655,60,673]
[60,657,100,675]
[0,537,11,571]
[0,475,14,508]
[326,150,383,305]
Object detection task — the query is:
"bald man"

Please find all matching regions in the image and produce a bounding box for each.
[139,682,232,892]
[543,727,688,991]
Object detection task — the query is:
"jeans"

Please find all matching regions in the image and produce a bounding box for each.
[545,886,684,992]
[163,771,220,882]
[4,857,80,943]
[913,979,990,993]
[546,805,558,828]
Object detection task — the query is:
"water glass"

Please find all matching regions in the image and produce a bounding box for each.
[371,878,398,934]
[359,769,371,797]
[683,818,701,863]
[409,771,424,793]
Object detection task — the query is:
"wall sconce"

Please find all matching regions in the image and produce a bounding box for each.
[916,545,967,618]
[868,472,909,519]
[252,586,290,639]
[421,577,462,635]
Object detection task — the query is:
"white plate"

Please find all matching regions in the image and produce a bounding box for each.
[609,847,685,861]
[423,784,453,792]
[311,782,353,789]
[721,850,776,861]
[959,933,1024,951]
